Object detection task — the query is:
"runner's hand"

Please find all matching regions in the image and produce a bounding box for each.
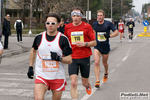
[50,51,62,61]
[27,66,34,79]
[76,41,85,47]
[104,34,110,39]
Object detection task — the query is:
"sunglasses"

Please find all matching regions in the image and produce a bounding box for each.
[46,22,58,25]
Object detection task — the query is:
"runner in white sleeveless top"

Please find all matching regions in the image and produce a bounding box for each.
[36,31,65,80]
[27,13,72,100]
[0,42,3,64]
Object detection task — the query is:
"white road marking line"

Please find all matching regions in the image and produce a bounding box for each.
[129,41,148,56]
[0,78,32,81]
[133,34,138,40]
[0,73,26,76]
[110,69,116,74]
[81,76,109,100]
[0,82,21,87]
[122,55,128,61]
[115,63,121,67]
[0,88,34,97]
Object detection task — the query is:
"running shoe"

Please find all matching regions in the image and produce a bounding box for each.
[95,80,100,88]
[103,72,109,83]
[86,84,92,95]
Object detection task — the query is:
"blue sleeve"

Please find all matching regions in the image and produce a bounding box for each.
[93,21,97,30]
[109,22,116,32]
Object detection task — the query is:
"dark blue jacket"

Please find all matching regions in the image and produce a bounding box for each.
[2,18,11,36]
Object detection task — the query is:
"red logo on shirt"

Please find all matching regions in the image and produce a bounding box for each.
[48,44,51,46]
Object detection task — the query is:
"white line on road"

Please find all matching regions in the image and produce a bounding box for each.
[0,73,26,76]
[110,69,116,74]
[122,55,128,61]
[81,79,104,100]
[115,63,121,67]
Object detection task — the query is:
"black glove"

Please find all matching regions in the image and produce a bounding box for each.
[50,51,62,61]
[27,66,34,79]
[104,34,110,39]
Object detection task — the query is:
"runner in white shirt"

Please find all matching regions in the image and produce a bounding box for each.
[0,42,3,64]
[27,13,72,100]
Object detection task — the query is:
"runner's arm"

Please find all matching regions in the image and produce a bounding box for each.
[0,42,3,56]
[110,30,118,38]
[85,39,96,47]
[29,48,37,66]
[61,55,72,64]
[0,49,3,56]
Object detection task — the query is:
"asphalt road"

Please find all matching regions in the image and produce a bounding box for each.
[0,22,150,100]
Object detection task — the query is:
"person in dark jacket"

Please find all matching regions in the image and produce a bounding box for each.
[57,18,65,34]
[2,14,11,49]
[14,17,24,42]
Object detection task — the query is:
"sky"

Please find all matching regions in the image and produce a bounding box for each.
[132,0,150,13]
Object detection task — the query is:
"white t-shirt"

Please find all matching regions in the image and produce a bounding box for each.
[0,42,3,50]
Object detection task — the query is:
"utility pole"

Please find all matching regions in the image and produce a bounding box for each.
[121,0,122,18]
[111,0,112,20]
[29,0,32,34]
[0,0,2,40]
[87,0,89,24]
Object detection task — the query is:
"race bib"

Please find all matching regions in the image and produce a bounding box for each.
[119,26,123,30]
[129,24,133,28]
[71,31,84,45]
[97,32,106,42]
[42,55,59,72]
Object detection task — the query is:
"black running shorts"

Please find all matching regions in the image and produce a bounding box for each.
[68,57,90,78]
[128,30,133,35]
[94,43,110,54]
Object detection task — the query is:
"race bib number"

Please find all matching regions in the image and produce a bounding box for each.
[71,31,84,45]
[42,55,59,72]
[97,32,106,42]
[129,24,133,28]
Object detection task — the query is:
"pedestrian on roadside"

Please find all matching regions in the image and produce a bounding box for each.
[27,13,72,100]
[0,41,3,64]
[65,19,70,25]
[127,18,135,43]
[93,9,118,88]
[118,19,125,43]
[57,18,65,34]
[114,19,118,30]
[2,14,11,49]
[14,17,24,43]
[64,7,96,99]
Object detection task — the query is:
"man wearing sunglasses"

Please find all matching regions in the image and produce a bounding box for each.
[64,7,96,100]
[27,13,72,100]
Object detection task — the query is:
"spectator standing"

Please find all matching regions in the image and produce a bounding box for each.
[65,19,70,25]
[2,14,11,49]
[14,17,24,43]
[57,18,65,34]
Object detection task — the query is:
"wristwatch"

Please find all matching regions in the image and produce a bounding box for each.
[85,42,88,47]
[59,57,62,61]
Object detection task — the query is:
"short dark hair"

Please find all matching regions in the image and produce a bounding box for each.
[46,13,61,23]
[72,7,84,15]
